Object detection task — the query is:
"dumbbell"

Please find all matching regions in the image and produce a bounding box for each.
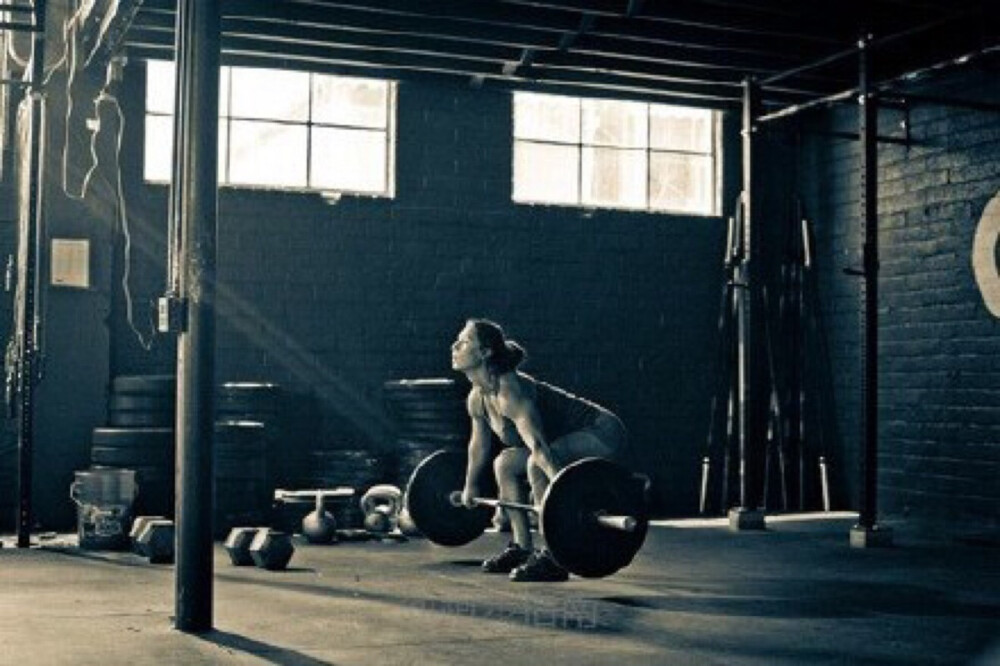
[134,519,175,564]
[223,527,294,570]
[405,450,650,578]
[129,515,165,554]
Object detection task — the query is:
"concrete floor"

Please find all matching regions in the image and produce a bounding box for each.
[0,515,997,665]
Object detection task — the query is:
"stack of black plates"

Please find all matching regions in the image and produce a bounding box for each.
[285,448,386,529]
[383,378,469,491]
[108,375,176,428]
[98,375,177,517]
[215,382,289,492]
[214,420,269,537]
[91,426,174,517]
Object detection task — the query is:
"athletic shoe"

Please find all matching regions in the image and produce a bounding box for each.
[509,548,569,582]
[482,542,531,573]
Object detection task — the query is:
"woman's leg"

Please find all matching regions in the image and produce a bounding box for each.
[493,447,532,549]
[527,414,628,501]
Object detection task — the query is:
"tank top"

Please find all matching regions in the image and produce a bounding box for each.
[476,373,607,447]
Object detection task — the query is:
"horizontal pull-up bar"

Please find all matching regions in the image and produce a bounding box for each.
[757,89,855,124]
[758,42,999,125]
[761,12,973,87]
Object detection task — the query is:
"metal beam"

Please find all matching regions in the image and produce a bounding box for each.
[131,8,827,79]
[173,0,220,633]
[498,0,844,43]
[125,30,759,99]
[136,0,840,61]
[125,42,743,107]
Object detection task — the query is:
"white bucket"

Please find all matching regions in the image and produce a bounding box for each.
[70,468,138,550]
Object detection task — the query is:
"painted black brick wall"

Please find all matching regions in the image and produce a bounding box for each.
[107,76,732,517]
[798,68,1000,536]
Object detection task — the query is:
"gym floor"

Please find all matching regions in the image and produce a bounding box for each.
[1,515,997,666]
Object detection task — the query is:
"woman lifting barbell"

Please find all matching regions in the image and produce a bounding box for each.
[451,318,628,582]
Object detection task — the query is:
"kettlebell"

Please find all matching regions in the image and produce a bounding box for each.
[360,484,402,534]
[397,504,420,537]
[301,492,337,544]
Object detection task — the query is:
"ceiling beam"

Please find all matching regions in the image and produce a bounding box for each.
[135,1,839,73]
[125,42,745,108]
[138,0,845,59]
[128,18,845,100]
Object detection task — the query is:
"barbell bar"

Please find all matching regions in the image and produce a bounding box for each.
[446,491,640,533]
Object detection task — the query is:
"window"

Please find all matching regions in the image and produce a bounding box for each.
[144,60,395,196]
[513,92,719,215]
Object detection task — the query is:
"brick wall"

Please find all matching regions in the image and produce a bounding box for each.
[798,68,1000,537]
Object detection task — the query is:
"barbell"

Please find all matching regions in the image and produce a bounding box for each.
[405,449,650,578]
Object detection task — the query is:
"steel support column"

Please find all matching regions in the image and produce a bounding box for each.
[729,78,766,529]
[15,0,47,549]
[173,0,220,632]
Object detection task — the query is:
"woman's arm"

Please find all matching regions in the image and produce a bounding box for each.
[462,391,493,507]
[502,382,560,479]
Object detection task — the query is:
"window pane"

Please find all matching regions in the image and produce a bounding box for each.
[146,60,175,114]
[230,67,309,121]
[217,118,228,182]
[144,114,173,182]
[649,152,713,213]
[228,120,307,188]
[146,60,229,116]
[581,99,647,148]
[650,106,713,152]
[144,116,228,183]
[312,76,388,128]
[513,141,579,205]
[513,93,580,144]
[581,147,646,209]
[218,67,230,117]
[311,128,387,193]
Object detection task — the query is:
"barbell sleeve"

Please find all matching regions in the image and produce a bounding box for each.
[593,513,639,533]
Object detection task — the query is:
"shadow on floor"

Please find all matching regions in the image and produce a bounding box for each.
[216,568,626,634]
[197,629,333,666]
[601,577,1000,620]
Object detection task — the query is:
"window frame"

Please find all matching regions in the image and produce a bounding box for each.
[143,60,396,198]
[512,92,721,216]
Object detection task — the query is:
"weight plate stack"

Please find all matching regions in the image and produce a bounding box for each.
[215,382,312,494]
[301,448,386,529]
[384,378,469,489]
[384,378,469,444]
[394,438,455,496]
[91,426,175,517]
[108,375,176,428]
[214,420,270,538]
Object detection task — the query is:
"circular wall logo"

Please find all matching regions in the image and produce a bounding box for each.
[973,191,1000,318]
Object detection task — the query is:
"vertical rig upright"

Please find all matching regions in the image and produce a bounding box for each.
[851,36,892,548]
